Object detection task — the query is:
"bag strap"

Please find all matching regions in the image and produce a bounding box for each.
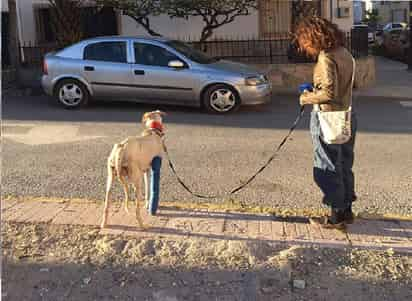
[348,57,356,111]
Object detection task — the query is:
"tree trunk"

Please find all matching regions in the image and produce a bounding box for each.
[130,16,163,37]
[200,27,213,42]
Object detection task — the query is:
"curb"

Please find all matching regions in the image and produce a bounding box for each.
[3,196,412,222]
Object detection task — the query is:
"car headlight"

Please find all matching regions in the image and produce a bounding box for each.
[245,75,268,86]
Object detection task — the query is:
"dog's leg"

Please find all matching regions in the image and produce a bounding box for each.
[101,165,115,229]
[119,172,130,214]
[133,172,147,229]
[144,171,150,209]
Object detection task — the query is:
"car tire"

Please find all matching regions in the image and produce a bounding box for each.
[203,84,240,114]
[54,79,89,109]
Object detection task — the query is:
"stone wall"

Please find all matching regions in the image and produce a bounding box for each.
[255,55,376,95]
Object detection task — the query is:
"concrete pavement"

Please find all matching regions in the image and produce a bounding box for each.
[354,56,412,100]
[2,198,412,253]
[2,95,412,216]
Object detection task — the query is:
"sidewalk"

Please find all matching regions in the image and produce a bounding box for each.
[3,198,412,253]
[354,56,412,100]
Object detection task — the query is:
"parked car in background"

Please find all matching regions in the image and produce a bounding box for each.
[375,28,384,46]
[382,26,410,61]
[41,36,272,114]
[383,22,407,32]
[399,27,410,62]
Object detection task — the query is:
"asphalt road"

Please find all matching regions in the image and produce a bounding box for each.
[2,94,412,215]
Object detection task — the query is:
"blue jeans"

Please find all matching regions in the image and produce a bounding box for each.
[310,111,357,210]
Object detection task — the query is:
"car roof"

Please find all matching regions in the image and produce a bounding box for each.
[82,36,173,43]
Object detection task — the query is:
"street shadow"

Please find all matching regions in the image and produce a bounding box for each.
[2,94,412,133]
[3,253,411,300]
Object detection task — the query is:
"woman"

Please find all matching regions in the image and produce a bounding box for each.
[294,17,357,228]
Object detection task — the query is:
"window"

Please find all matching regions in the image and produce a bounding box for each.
[134,43,180,67]
[35,6,118,44]
[35,7,56,43]
[84,42,127,63]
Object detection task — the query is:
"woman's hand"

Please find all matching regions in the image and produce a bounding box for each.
[299,92,311,106]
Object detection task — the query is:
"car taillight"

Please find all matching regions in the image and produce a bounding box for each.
[42,60,48,75]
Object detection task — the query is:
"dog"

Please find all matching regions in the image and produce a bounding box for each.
[101,110,166,229]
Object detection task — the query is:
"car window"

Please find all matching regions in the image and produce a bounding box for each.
[166,40,217,64]
[393,24,402,29]
[134,43,180,67]
[84,41,127,63]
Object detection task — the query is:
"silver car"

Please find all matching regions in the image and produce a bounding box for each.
[41,36,272,113]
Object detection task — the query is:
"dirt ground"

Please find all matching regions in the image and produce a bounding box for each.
[2,221,412,301]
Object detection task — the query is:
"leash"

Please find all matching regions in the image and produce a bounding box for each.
[162,106,306,199]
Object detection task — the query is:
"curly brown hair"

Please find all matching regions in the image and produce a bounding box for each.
[293,16,345,58]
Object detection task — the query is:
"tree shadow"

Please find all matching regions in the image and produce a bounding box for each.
[2,248,411,301]
[102,207,412,250]
[2,94,411,133]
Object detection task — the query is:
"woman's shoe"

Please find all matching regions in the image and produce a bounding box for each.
[309,209,346,230]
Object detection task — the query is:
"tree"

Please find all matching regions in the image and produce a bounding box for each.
[166,0,257,41]
[48,0,85,47]
[362,9,380,30]
[97,0,164,37]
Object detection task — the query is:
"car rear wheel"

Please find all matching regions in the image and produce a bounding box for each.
[54,79,89,109]
[203,84,240,114]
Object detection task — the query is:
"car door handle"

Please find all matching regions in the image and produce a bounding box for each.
[134,70,145,75]
[84,66,95,71]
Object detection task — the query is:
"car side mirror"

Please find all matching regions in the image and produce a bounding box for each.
[168,60,185,69]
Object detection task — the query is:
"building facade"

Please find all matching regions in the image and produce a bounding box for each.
[366,0,410,25]
[2,0,355,46]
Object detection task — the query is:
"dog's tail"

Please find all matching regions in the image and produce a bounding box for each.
[114,141,127,179]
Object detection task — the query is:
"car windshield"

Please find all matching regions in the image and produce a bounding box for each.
[165,40,217,64]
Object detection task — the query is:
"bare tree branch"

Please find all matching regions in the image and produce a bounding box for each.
[166,0,257,41]
[97,0,164,36]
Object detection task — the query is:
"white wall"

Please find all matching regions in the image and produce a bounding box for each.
[328,0,354,31]
[2,0,9,12]
[16,0,50,43]
[120,11,259,40]
[16,1,258,43]
[353,1,365,24]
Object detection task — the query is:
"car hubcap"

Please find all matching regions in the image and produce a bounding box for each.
[59,83,83,106]
[210,89,236,112]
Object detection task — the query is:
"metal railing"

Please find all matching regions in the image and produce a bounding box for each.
[18,29,368,66]
[188,30,368,64]
[19,42,60,66]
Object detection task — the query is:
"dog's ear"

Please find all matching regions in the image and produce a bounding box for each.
[142,112,150,123]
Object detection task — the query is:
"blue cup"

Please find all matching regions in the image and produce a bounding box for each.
[299,83,313,93]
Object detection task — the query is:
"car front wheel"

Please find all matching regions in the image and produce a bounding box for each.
[203,84,240,114]
[54,79,89,109]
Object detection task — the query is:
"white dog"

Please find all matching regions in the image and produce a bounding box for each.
[101,110,166,229]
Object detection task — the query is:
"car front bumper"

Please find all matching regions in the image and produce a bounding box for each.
[237,82,272,105]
